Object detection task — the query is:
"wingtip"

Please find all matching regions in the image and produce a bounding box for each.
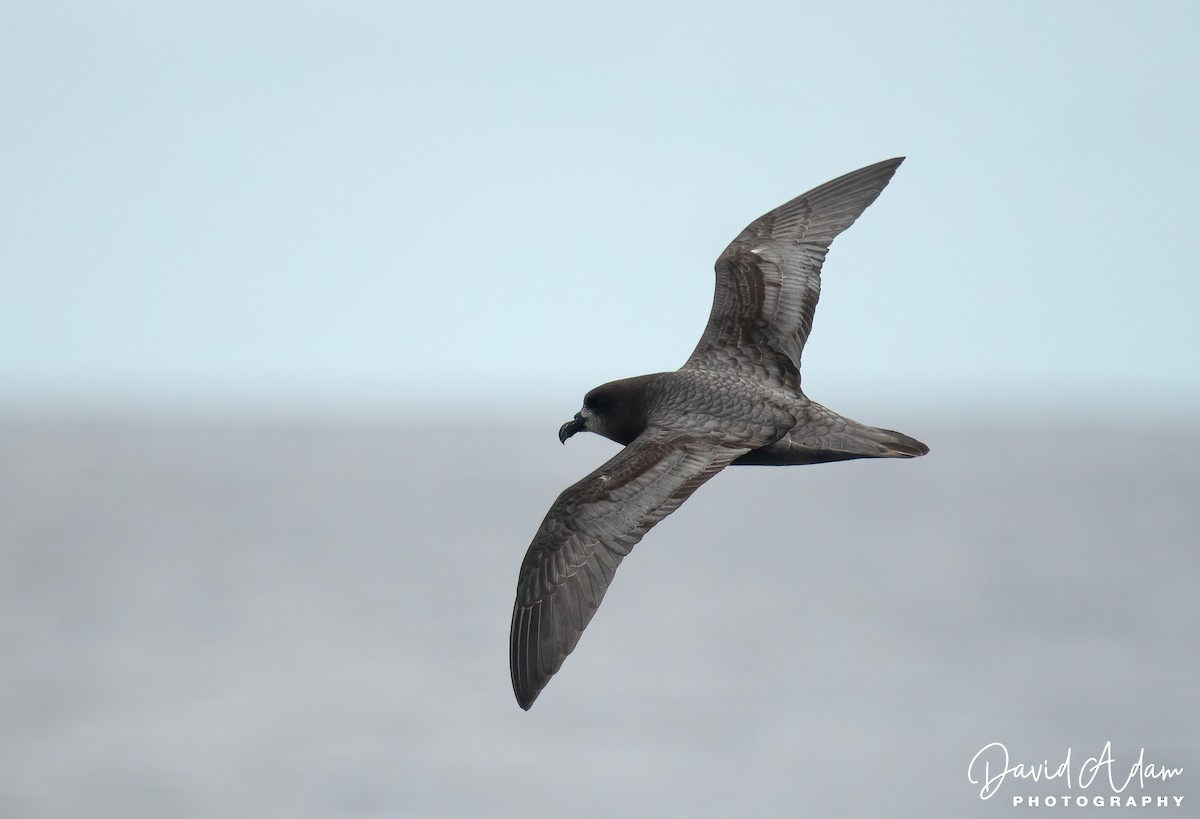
[514,684,538,711]
[876,156,905,175]
[869,156,905,177]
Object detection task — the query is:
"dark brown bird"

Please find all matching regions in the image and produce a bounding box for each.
[510,158,927,710]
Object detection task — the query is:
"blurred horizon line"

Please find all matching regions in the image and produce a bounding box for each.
[2,388,1196,430]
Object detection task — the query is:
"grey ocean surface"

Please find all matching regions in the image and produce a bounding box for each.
[2,417,1196,817]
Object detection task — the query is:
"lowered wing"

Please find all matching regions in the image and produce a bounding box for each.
[510,427,750,709]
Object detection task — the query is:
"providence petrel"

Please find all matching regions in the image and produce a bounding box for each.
[510,158,928,710]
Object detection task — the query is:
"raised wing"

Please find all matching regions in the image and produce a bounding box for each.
[510,428,749,709]
[685,158,904,385]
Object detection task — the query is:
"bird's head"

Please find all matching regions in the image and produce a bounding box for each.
[558,381,644,446]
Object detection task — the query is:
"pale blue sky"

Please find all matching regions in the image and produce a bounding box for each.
[3,1,1198,420]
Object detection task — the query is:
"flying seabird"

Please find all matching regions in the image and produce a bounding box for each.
[510,158,928,710]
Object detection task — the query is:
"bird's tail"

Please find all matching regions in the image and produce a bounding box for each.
[854,425,929,459]
[731,409,929,466]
